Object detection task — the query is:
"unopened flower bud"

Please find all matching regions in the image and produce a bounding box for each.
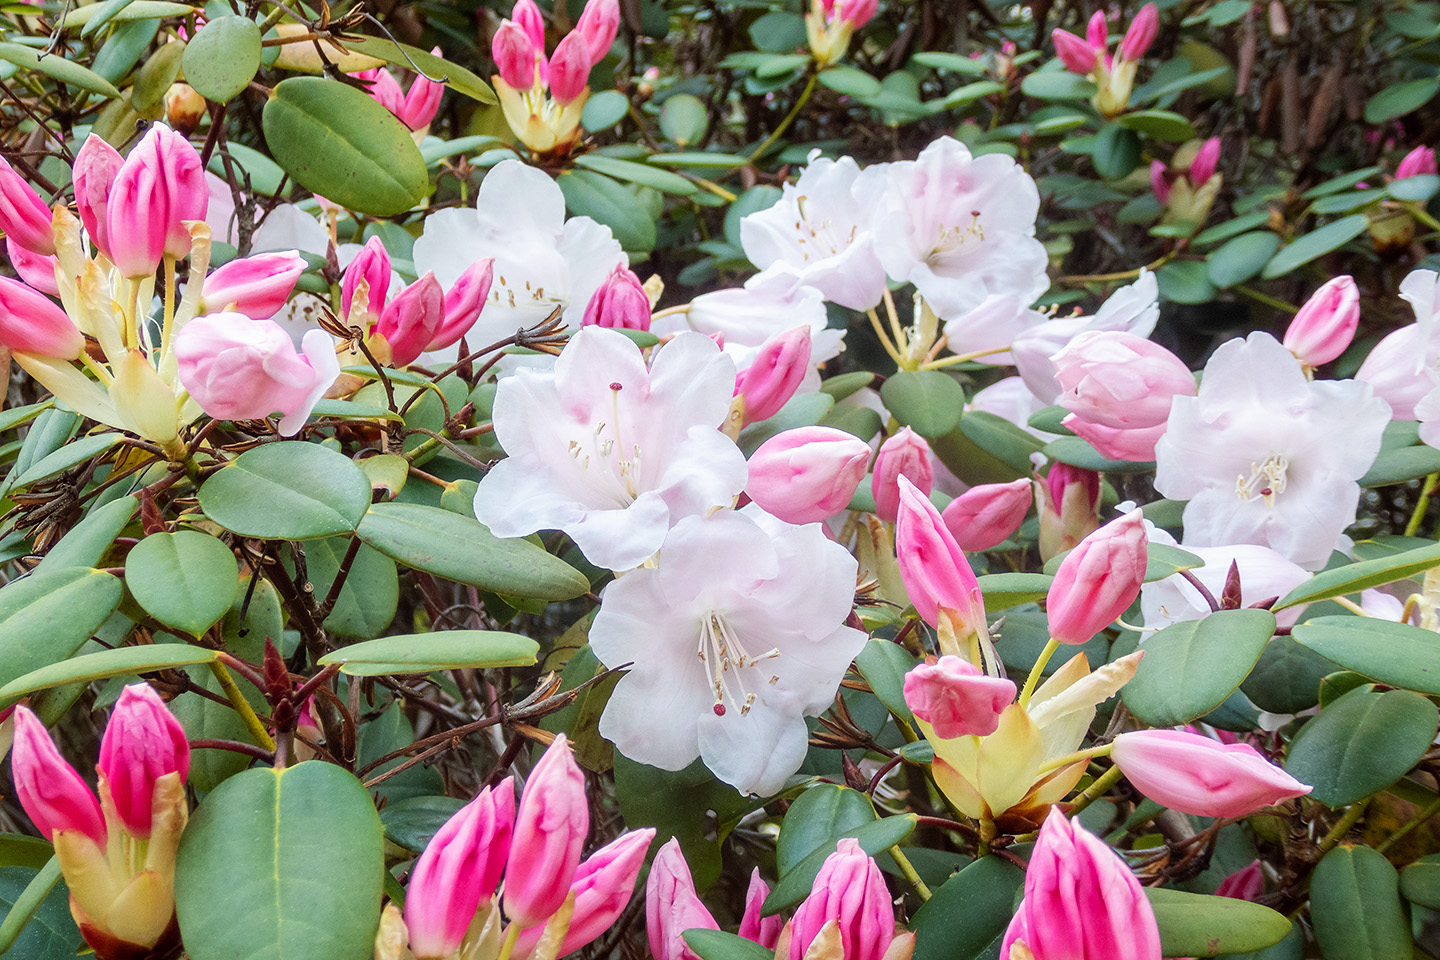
[1189,136,1220,187]
[736,326,811,425]
[738,869,784,950]
[1283,275,1359,367]
[871,427,933,524]
[745,426,872,524]
[0,275,83,358]
[548,33,592,103]
[505,734,589,928]
[0,155,55,256]
[790,839,894,960]
[164,82,207,137]
[903,656,1015,738]
[201,250,306,320]
[1045,507,1147,644]
[97,684,190,838]
[941,478,1032,551]
[1110,729,1312,817]
[10,706,107,847]
[73,136,123,262]
[340,236,392,324]
[574,0,620,63]
[514,828,656,960]
[583,265,651,330]
[373,272,445,367]
[1053,331,1194,430]
[428,259,494,351]
[1397,145,1438,179]
[895,476,986,632]
[494,20,541,90]
[646,837,718,960]
[106,123,207,275]
[6,237,59,296]
[1117,3,1159,61]
[1035,463,1101,561]
[1052,29,1102,74]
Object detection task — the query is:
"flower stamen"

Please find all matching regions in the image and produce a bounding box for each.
[1234,454,1289,507]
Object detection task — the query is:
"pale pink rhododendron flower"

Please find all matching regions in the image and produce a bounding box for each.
[1358,268,1440,420]
[941,293,1047,366]
[1140,527,1309,631]
[589,506,865,795]
[1110,729,1312,817]
[473,325,745,571]
[584,265,651,330]
[1156,331,1390,570]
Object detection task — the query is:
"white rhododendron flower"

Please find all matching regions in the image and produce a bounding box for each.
[589,506,866,796]
[473,326,745,572]
[1140,543,1309,630]
[1358,268,1440,420]
[1154,332,1390,570]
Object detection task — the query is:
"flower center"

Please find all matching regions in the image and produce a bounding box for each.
[1234,454,1289,508]
[696,611,781,717]
[793,195,857,261]
[567,384,643,507]
[928,211,986,262]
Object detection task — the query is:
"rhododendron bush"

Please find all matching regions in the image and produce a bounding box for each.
[7,0,1440,957]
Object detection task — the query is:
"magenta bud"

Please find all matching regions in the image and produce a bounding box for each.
[399,50,446,131]
[941,478,1033,552]
[1118,3,1159,60]
[1110,730,1312,818]
[365,69,407,119]
[895,476,986,632]
[548,33,592,103]
[1086,9,1108,50]
[1052,28,1102,74]
[646,837,719,960]
[789,839,895,960]
[871,426,933,523]
[583,265,651,330]
[745,426,872,524]
[1283,275,1360,367]
[106,124,207,276]
[574,0,620,63]
[1045,507,1148,644]
[0,155,55,256]
[512,0,547,55]
[1189,136,1221,187]
[6,237,59,297]
[494,20,541,90]
[738,869,784,950]
[1397,145,1439,179]
[97,684,190,838]
[428,258,494,351]
[1214,860,1264,902]
[201,250,306,320]
[404,778,515,959]
[10,706,107,847]
[840,0,878,27]
[515,828,657,960]
[1150,159,1171,205]
[1036,462,1102,560]
[73,134,123,261]
[902,655,1016,739]
[504,734,589,928]
[0,275,83,358]
[735,326,811,425]
[375,272,445,367]
[340,236,392,323]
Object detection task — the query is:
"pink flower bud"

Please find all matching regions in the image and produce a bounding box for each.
[375,272,445,367]
[365,68,407,119]
[1052,29,1102,74]
[902,656,1015,738]
[895,476,987,632]
[1086,10,1108,50]
[428,259,494,351]
[1118,3,1158,61]
[583,265,651,330]
[341,236,392,323]
[1149,159,1171,205]
[1035,463,1101,560]
[871,427,933,523]
[575,0,620,64]
[0,275,83,358]
[1214,860,1264,901]
[175,313,340,437]
[941,478,1032,552]
[494,20,541,90]
[1282,275,1359,367]
[1110,729,1312,818]
[505,733,589,928]
[97,684,190,838]
[106,124,207,276]
[404,778,515,959]
[0,155,54,255]
[73,135,123,260]
[739,869,783,950]
[6,237,59,297]
[745,426,872,524]
[201,250,306,320]
[1053,331,1195,430]
[512,0,547,55]
[1000,808,1160,960]
[398,51,446,131]
[11,705,107,846]
[1397,145,1438,179]
[839,0,878,27]
[515,828,657,960]
[1189,136,1220,187]
[1045,508,1148,644]
[736,326,811,425]
[1062,416,1168,462]
[548,33,592,104]
[647,837,719,960]
[789,839,894,960]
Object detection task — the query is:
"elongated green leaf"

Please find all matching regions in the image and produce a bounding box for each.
[573,154,697,194]
[131,39,185,111]
[0,42,121,98]
[776,785,876,877]
[262,77,427,217]
[854,640,917,722]
[317,630,538,676]
[1043,435,1154,472]
[910,856,1024,960]
[175,762,383,960]
[1240,635,1335,714]
[199,441,372,540]
[556,168,657,253]
[1285,686,1438,807]
[1260,215,1369,279]
[63,0,192,26]
[818,65,883,97]
[1275,542,1440,609]
[0,643,217,702]
[1361,443,1440,486]
[36,495,136,573]
[0,860,80,960]
[647,152,750,169]
[0,569,123,688]
[881,371,966,438]
[684,930,773,960]
[1146,888,1291,957]
[1116,109,1196,141]
[978,572,1053,611]
[1310,846,1412,960]
[1021,69,1096,99]
[126,531,240,637]
[1122,609,1276,727]
[1293,615,1440,696]
[341,37,494,104]
[1401,854,1440,909]
[763,815,918,915]
[1366,77,1440,124]
[182,15,261,103]
[1207,232,1280,288]
[4,433,119,496]
[379,796,465,853]
[933,411,1044,486]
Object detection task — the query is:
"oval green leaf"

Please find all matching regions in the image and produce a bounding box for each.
[1365,77,1440,124]
[910,856,1024,960]
[1401,853,1440,909]
[1275,541,1440,609]
[1206,231,1280,288]
[776,784,876,877]
[340,37,494,104]
[1157,259,1216,304]
[1146,888,1291,957]
[573,154,697,195]
[1240,635,1334,714]
[880,370,966,438]
[0,643,218,702]
[581,89,630,131]
[305,537,398,639]
[126,531,240,637]
[854,640,917,722]
[4,433,120,496]
[1121,609,1277,727]
[1116,109,1196,141]
[1021,69,1097,100]
[316,630,538,676]
[131,40,185,112]
[1092,124,1142,179]
[818,65,883,97]
[684,930,772,960]
[1293,615,1440,696]
[1310,845,1412,960]
[1285,686,1439,808]
[762,814,918,915]
[1260,215,1369,279]
[36,495,137,573]
[659,93,708,146]
[198,441,372,540]
[262,76,427,217]
[977,572,1054,611]
[556,168,657,253]
[182,15,261,103]
[0,569,123,689]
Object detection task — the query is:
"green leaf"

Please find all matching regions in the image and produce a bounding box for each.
[818,66,883,97]
[130,35,185,111]
[880,371,966,438]
[0,838,59,872]
[36,495,136,573]
[341,37,494,104]
[1240,635,1334,714]
[776,784,877,877]
[1021,69,1097,100]
[63,0,193,26]
[573,154,697,195]
[749,11,806,51]
[659,93,708,146]
[684,930,773,960]
[305,537,397,639]
[1193,211,1273,246]
[1311,188,1388,214]
[911,51,987,74]
[181,15,260,102]
[1285,686,1438,807]
[933,411,1044,486]
[737,393,834,456]
[1092,124,1141,179]
[581,90,630,131]
[199,441,372,541]
[379,796,465,853]
[1361,443,1440,487]
[910,856,1024,960]
[648,151,751,169]
[1207,232,1280,288]
[1146,888,1292,957]
[1310,845,1412,960]
[1121,609,1277,727]
[1366,77,1440,124]
[1301,166,1386,199]
[1132,64,1230,102]
[557,168,657,253]
[1401,853,1440,909]
[1390,174,1440,203]
[317,630,538,676]
[0,569,123,689]
[0,643,217,702]
[0,861,82,960]
[355,502,589,600]
[978,572,1054,611]
[763,815,918,915]
[1043,435,1154,472]
[854,640,917,722]
[0,42,121,98]
[1292,615,1440,696]
[1260,215,1369,279]
[1116,109,1196,141]
[4,433,119,496]
[262,76,427,217]
[1275,542,1440,609]
[125,531,240,637]
[1157,260,1216,304]
[175,762,384,960]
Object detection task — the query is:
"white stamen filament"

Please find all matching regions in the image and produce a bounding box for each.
[696,611,781,718]
[793,194,857,262]
[1234,454,1290,507]
[928,211,986,261]
[570,384,644,507]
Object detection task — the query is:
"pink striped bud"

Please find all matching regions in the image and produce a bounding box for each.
[97,684,189,838]
[789,839,894,960]
[1214,860,1264,901]
[1150,159,1171,205]
[575,0,620,64]
[0,275,83,358]
[1189,136,1220,187]
[0,155,55,255]
[1110,729,1311,818]
[106,124,207,275]
[1045,507,1147,644]
[1282,275,1359,367]
[583,265,651,330]
[341,236,392,323]
[428,259,494,351]
[73,135,123,260]
[1086,10,1108,51]
[1053,331,1195,430]
[895,476,986,632]
[941,478,1032,552]
[374,272,445,367]
[11,705,107,847]
[739,869,784,950]
[404,778,515,959]
[745,426,872,524]
[494,21,541,90]
[736,326,811,425]
[515,828,657,960]
[398,51,446,131]
[365,69,407,119]
[1052,28,1102,74]
[902,655,1015,739]
[646,837,719,960]
[504,734,589,928]
[1035,463,1101,560]
[1118,4,1158,61]
[1397,145,1438,179]
[871,427,933,523]
[512,0,547,55]
[6,238,59,297]
[548,33,592,104]
[201,250,306,320]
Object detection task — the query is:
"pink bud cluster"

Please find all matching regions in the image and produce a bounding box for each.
[492,0,620,105]
[358,50,445,132]
[1052,4,1158,75]
[1151,137,1221,206]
